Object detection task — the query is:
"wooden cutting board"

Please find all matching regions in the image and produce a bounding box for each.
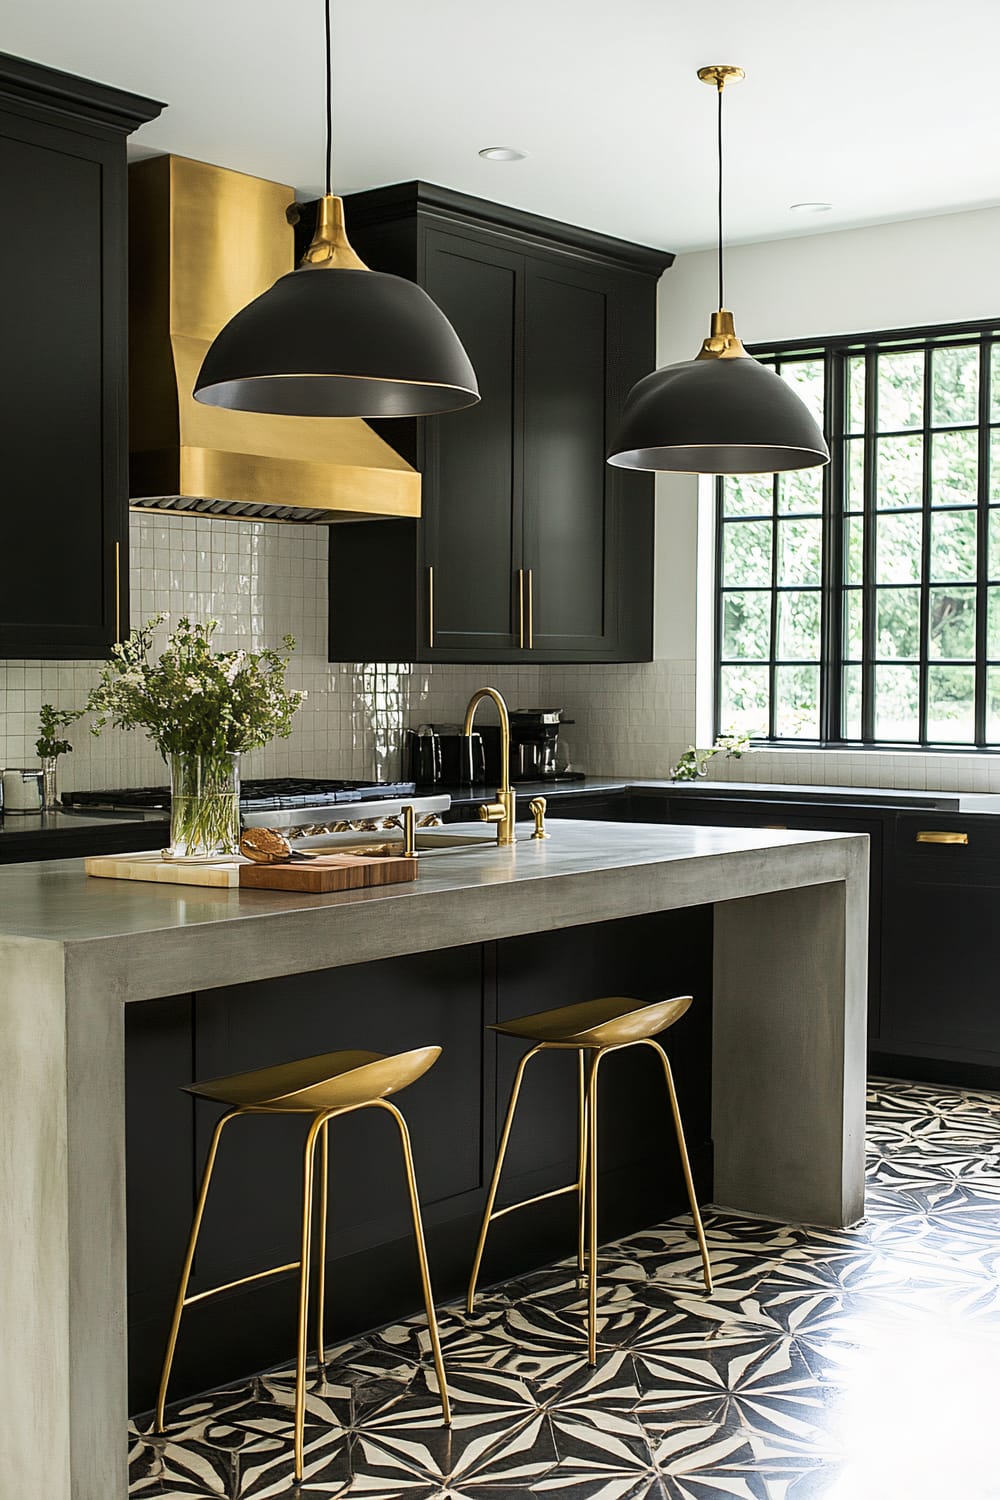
[85,851,241,886]
[239,853,417,892]
[85,850,418,891]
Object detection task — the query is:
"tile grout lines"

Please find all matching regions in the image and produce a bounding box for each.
[130,1076,1000,1499]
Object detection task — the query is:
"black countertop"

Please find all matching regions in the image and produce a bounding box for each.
[0,808,169,863]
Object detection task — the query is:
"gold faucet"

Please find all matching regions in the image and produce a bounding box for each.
[463,687,516,846]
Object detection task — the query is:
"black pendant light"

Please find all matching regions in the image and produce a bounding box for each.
[194,1,479,417]
[608,66,828,475]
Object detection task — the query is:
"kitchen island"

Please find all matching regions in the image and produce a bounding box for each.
[0,818,867,1500]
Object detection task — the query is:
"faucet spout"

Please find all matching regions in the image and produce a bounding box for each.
[463,687,516,846]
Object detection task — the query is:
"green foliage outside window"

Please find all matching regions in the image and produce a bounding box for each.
[716,323,1000,747]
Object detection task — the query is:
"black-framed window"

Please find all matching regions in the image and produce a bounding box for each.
[715,318,1000,749]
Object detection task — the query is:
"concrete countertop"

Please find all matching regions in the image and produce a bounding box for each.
[0,819,862,1000]
[0,815,868,1500]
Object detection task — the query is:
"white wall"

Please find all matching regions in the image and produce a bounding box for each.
[652,204,1000,791]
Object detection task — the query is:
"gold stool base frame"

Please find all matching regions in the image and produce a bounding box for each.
[155,1048,450,1484]
[467,997,713,1366]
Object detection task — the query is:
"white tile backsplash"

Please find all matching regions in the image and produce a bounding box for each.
[4,516,1000,796]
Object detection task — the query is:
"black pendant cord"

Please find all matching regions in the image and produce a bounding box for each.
[324,0,333,196]
[716,80,724,311]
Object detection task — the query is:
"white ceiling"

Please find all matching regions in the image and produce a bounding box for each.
[5,0,1000,254]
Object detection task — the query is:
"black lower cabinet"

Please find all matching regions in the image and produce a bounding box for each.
[125,909,713,1414]
[876,813,1000,1087]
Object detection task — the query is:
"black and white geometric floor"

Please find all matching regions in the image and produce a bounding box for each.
[130,1078,1000,1499]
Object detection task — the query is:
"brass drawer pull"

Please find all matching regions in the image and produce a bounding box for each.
[915,830,969,845]
[518,568,525,649]
[527,568,534,649]
[114,540,122,643]
[427,565,434,649]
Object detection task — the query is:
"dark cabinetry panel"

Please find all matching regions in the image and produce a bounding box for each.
[420,231,520,654]
[879,814,1000,1078]
[0,54,160,658]
[125,910,712,1413]
[326,184,669,665]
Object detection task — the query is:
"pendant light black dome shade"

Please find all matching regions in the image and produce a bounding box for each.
[607,65,828,476]
[607,343,828,474]
[193,0,479,419]
[194,261,480,417]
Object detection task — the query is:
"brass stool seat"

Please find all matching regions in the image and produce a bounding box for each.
[468,995,713,1364]
[157,1045,449,1485]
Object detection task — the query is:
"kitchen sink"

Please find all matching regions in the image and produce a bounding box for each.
[291,827,519,858]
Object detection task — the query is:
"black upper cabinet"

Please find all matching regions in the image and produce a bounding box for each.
[0,54,161,659]
[324,184,672,664]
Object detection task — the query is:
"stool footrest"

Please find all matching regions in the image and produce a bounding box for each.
[183,1259,301,1307]
[490,1181,579,1222]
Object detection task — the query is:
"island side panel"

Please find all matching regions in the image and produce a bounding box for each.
[712,865,868,1227]
[64,947,131,1500]
[0,939,73,1500]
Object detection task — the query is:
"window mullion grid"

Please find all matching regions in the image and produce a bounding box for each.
[768,469,779,740]
[714,478,725,740]
[918,347,932,745]
[975,334,990,746]
[822,346,845,743]
[861,345,878,741]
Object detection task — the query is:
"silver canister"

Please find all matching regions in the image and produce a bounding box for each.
[1,767,44,813]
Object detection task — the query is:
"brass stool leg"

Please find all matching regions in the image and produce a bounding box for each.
[576,1049,588,1277]
[155,1108,240,1433]
[645,1039,713,1293]
[374,1099,451,1426]
[316,1120,330,1367]
[466,1043,545,1313]
[586,1049,605,1365]
[293,1112,328,1484]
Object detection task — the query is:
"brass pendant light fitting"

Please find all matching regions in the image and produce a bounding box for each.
[606,64,829,474]
[194,0,479,417]
[695,66,747,361]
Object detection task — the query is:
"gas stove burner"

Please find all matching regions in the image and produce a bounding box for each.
[62,778,418,814]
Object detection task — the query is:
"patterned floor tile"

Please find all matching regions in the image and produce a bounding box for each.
[131,1078,1000,1499]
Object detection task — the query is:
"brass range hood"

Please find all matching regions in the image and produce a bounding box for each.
[128,155,421,523]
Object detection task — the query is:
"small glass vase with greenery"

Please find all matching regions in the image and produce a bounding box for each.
[87,616,305,859]
[35,704,85,813]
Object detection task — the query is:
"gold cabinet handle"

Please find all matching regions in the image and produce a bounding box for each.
[518,568,525,649]
[527,568,534,649]
[114,540,121,643]
[427,565,434,649]
[916,830,969,845]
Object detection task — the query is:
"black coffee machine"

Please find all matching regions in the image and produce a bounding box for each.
[509,709,565,779]
[406,709,579,785]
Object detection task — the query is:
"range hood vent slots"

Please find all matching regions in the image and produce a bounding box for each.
[128,155,421,525]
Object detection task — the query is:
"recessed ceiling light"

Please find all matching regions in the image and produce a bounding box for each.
[789,201,833,214]
[478,146,527,162]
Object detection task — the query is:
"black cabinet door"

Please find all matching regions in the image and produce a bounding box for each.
[329,184,664,666]
[419,229,521,656]
[0,58,158,660]
[521,257,613,656]
[881,815,1000,1072]
[0,107,125,658]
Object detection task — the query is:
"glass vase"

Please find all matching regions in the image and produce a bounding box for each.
[41,756,60,813]
[166,751,241,860]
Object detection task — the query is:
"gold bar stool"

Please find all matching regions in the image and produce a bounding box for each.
[155,1046,450,1484]
[467,995,713,1364]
